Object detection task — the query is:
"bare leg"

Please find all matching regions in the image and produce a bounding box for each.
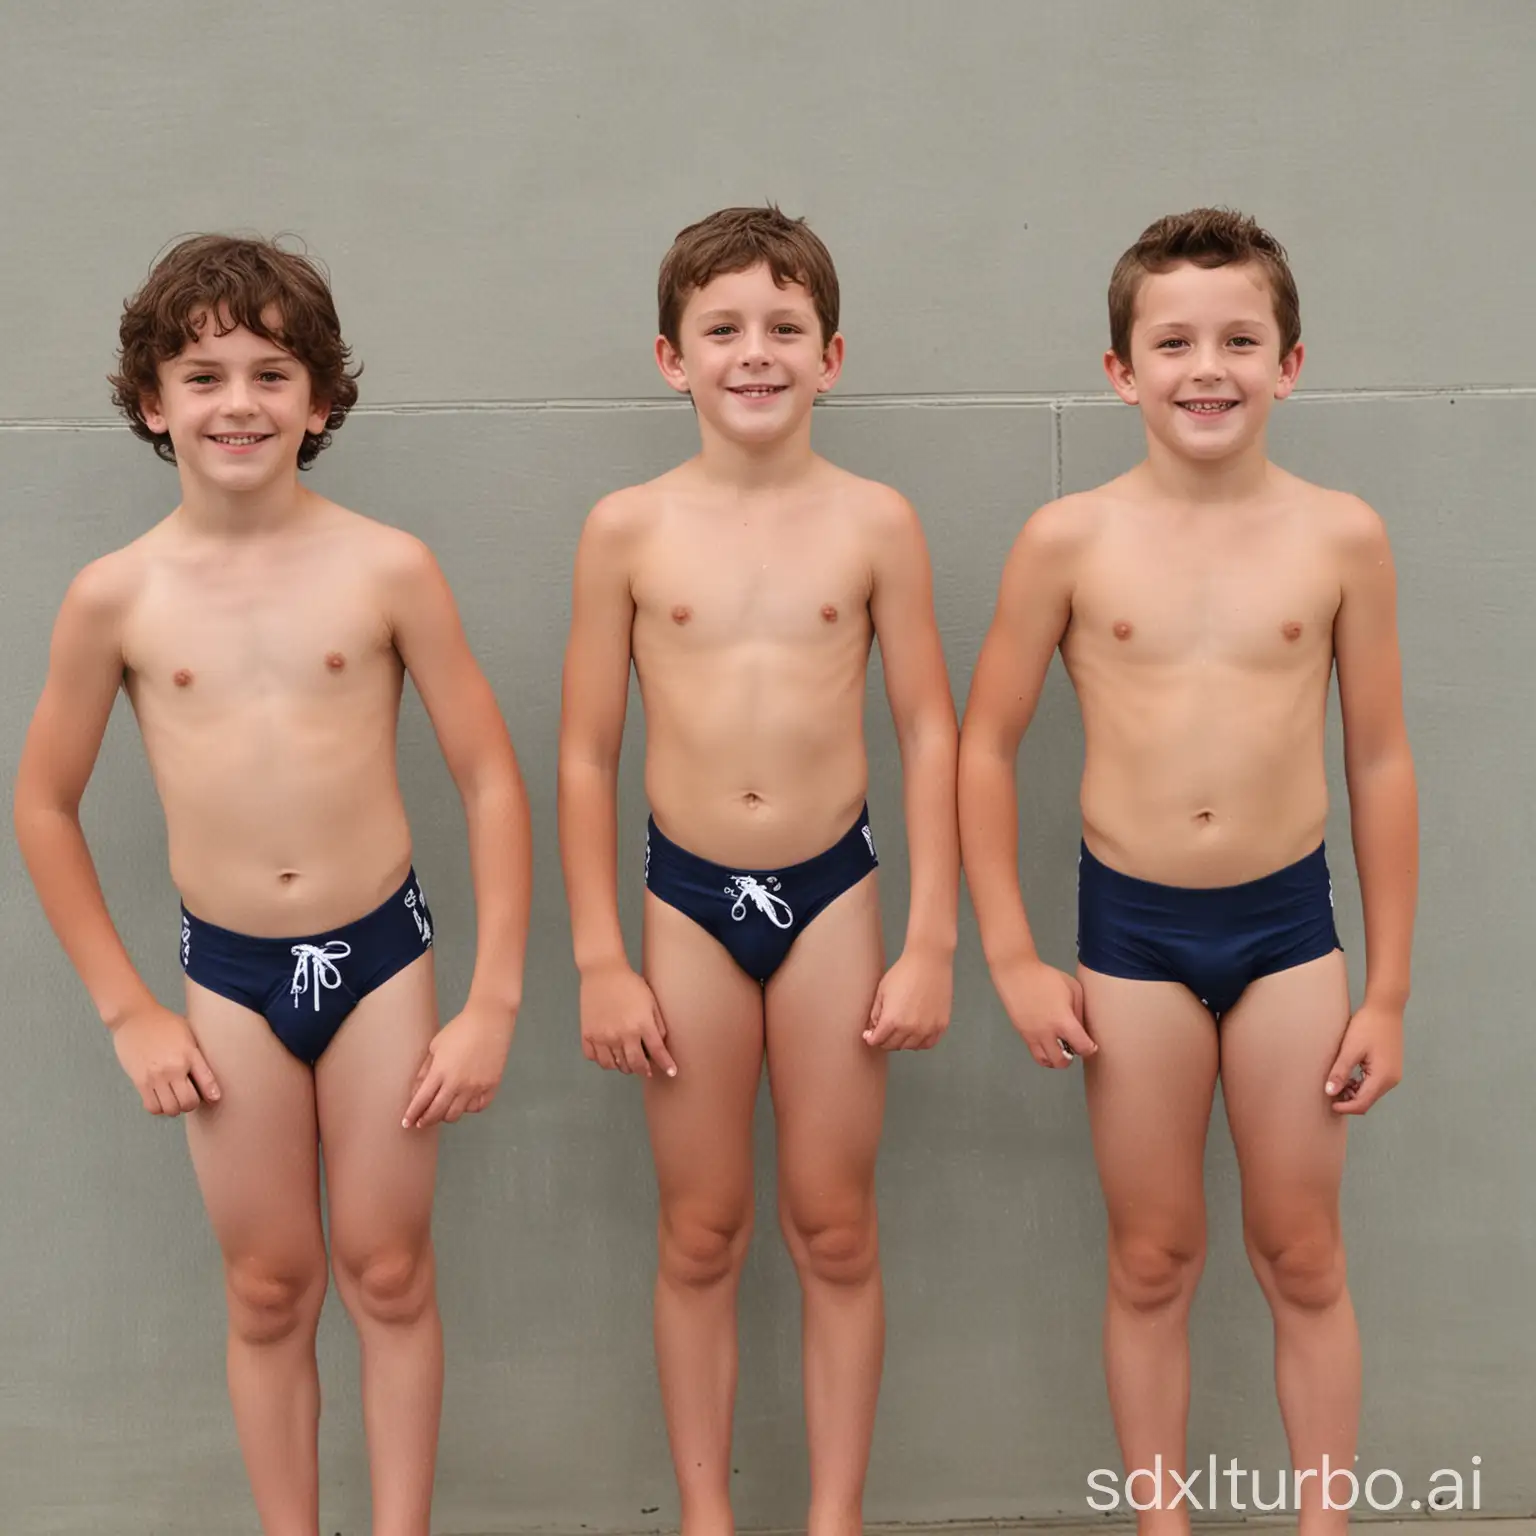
[643,893,765,1536]
[184,979,327,1536]
[318,953,442,1536]
[1221,953,1356,1536]
[1080,967,1218,1536]
[766,873,886,1536]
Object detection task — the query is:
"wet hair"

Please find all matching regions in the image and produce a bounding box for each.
[658,205,840,349]
[109,234,360,468]
[1108,207,1300,364]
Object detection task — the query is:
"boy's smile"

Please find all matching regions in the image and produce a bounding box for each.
[1106,261,1303,464]
[143,307,328,489]
[656,263,843,446]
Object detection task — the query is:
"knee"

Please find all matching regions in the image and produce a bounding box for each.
[1247,1224,1346,1312]
[658,1205,752,1289]
[1108,1232,1204,1314]
[224,1255,325,1346]
[782,1202,879,1288]
[338,1243,436,1328]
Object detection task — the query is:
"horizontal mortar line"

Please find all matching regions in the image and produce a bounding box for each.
[3,381,1534,431]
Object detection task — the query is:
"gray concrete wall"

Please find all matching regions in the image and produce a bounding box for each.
[3,2,1531,1530]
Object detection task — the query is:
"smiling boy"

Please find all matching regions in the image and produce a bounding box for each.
[559,206,959,1536]
[959,209,1417,1534]
[13,235,531,1534]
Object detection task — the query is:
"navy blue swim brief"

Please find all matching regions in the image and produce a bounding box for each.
[1077,841,1340,1019]
[644,809,879,984]
[179,870,434,1063]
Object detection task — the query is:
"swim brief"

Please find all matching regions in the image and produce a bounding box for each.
[179,870,434,1063]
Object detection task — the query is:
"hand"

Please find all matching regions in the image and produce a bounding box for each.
[992,955,1096,1068]
[1325,1000,1404,1114]
[112,1003,221,1116]
[403,998,516,1128]
[863,944,953,1051]
[579,960,677,1078]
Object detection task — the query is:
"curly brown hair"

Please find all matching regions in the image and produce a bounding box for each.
[658,205,840,349]
[1108,208,1300,365]
[110,234,360,469]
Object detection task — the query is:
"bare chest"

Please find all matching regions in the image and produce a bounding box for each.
[1068,540,1340,671]
[123,568,395,711]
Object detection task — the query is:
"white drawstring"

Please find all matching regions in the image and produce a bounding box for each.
[726,875,794,929]
[290,941,351,1010]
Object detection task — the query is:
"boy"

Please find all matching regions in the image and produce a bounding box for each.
[959,209,1417,1533]
[559,206,959,1536]
[13,235,531,1536]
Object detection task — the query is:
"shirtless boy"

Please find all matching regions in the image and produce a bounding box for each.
[959,210,1417,1532]
[559,206,958,1536]
[13,236,531,1536]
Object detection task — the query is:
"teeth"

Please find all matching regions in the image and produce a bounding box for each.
[1179,402,1234,413]
[214,434,265,444]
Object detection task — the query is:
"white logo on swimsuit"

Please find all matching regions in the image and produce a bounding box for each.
[862,825,876,860]
[645,835,651,883]
[290,941,352,1010]
[181,915,191,967]
[725,874,794,929]
[404,886,433,946]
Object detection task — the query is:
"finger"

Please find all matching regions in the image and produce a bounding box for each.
[188,1049,221,1103]
[1061,1016,1098,1057]
[1333,1070,1390,1115]
[414,1082,456,1128]
[876,1025,912,1052]
[142,1082,166,1115]
[581,1038,597,1063]
[403,1071,444,1128]
[863,987,886,1044]
[151,1080,180,1116]
[171,1075,201,1115]
[641,1015,678,1078]
[442,1092,470,1124]
[603,1044,628,1073]
[865,1009,903,1048]
[1068,975,1087,1017]
[1324,1050,1362,1099]
[466,1091,489,1115]
[623,1037,651,1077]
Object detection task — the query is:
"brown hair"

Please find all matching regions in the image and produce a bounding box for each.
[110,234,360,469]
[658,205,840,349]
[1108,208,1300,364]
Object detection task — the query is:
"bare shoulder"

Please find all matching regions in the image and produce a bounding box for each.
[580,477,668,554]
[61,529,158,625]
[1279,471,1391,560]
[820,466,924,550]
[1010,487,1109,564]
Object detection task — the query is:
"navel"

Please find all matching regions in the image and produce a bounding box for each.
[1112,620,1133,641]
[172,668,193,688]
[325,651,347,671]
[671,605,692,625]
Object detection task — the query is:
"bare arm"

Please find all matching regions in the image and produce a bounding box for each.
[1333,502,1418,1012]
[557,496,675,1077]
[388,536,532,1020]
[557,496,637,974]
[13,560,155,1028]
[957,507,1076,968]
[1324,500,1418,1114]
[868,491,960,959]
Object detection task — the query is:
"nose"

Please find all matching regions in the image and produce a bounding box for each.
[738,326,772,368]
[1190,344,1226,383]
[223,377,258,415]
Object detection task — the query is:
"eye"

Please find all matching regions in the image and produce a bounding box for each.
[185,373,217,385]
[772,324,803,335]
[707,324,737,337]
[257,370,289,382]
[1155,338,1187,351]
[1228,336,1259,348]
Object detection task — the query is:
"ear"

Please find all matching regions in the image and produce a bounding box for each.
[1103,348,1139,406]
[815,332,846,394]
[307,398,331,435]
[655,334,691,395]
[1274,341,1304,400]
[140,391,168,434]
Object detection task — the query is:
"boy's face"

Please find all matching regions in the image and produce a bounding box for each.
[655,263,843,445]
[142,307,329,491]
[1105,261,1302,463]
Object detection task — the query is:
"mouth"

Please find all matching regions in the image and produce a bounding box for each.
[1175,400,1238,416]
[727,384,788,400]
[207,432,274,448]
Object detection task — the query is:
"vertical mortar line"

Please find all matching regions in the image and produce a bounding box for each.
[1051,399,1063,500]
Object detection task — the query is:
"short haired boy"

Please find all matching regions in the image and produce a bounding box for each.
[559,206,959,1535]
[13,235,532,1535]
[959,210,1417,1534]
